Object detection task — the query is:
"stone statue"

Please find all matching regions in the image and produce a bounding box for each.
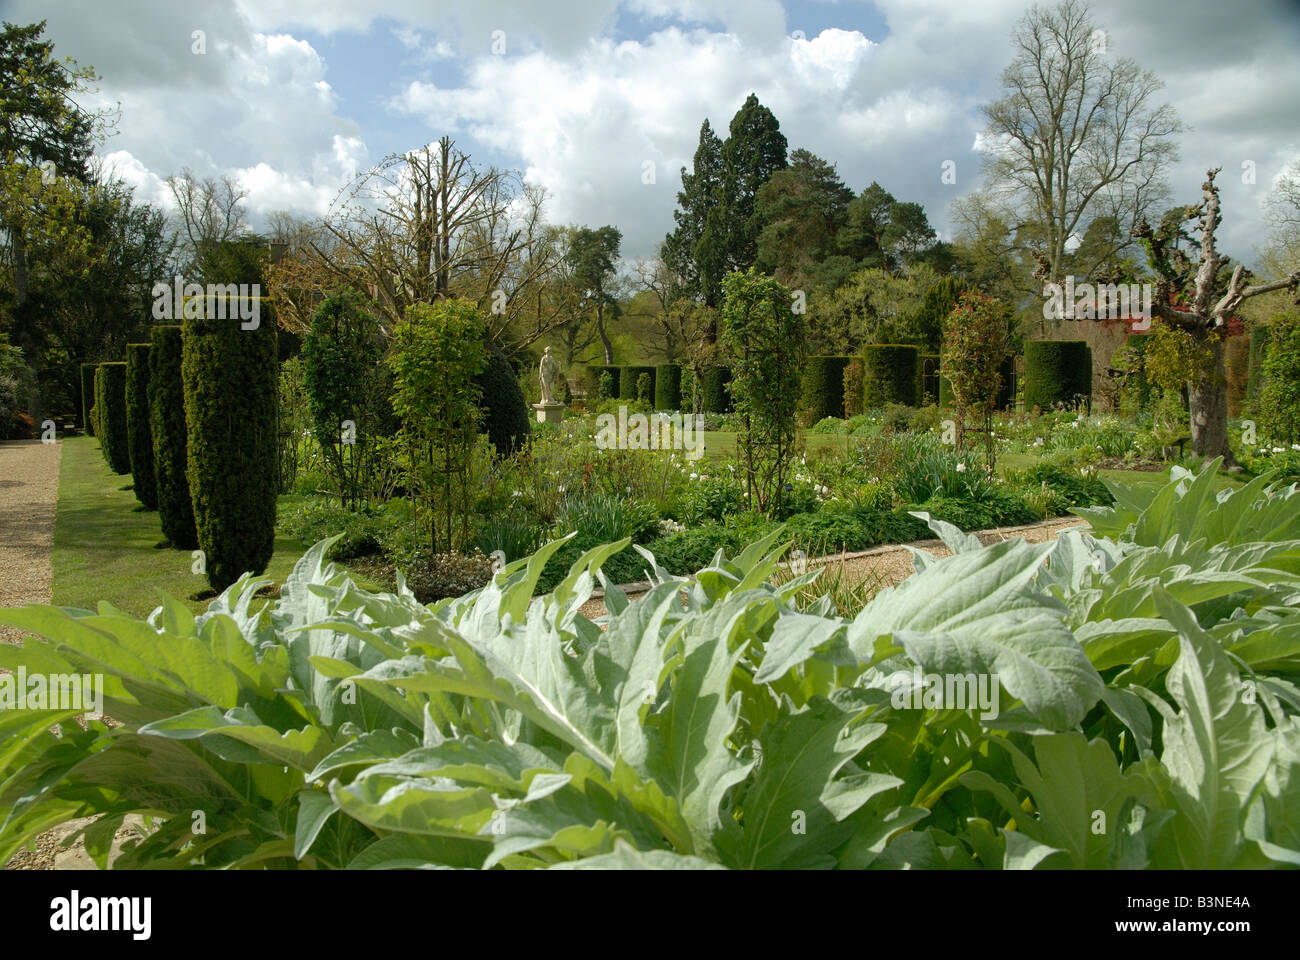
[538,346,563,405]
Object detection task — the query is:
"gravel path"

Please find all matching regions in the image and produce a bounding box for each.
[0,439,62,645]
[577,515,1090,620]
[0,438,64,870]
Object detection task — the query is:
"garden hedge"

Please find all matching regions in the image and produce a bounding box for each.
[655,363,682,410]
[1024,340,1091,410]
[619,365,656,402]
[182,309,279,592]
[475,344,531,456]
[587,364,619,399]
[920,355,940,405]
[95,362,131,475]
[1247,324,1270,408]
[800,356,851,423]
[149,326,197,549]
[861,345,919,408]
[701,366,732,414]
[843,359,865,417]
[80,363,96,436]
[125,343,157,510]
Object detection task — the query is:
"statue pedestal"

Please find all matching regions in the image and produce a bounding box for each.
[532,402,565,424]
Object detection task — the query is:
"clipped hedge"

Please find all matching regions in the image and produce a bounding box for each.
[587,364,619,399]
[80,363,97,436]
[800,356,851,423]
[701,366,732,414]
[182,309,279,592]
[619,365,656,402]
[995,354,1016,410]
[861,345,919,408]
[475,344,531,456]
[842,359,865,417]
[96,362,131,475]
[1024,340,1091,410]
[655,363,682,410]
[125,343,157,509]
[149,326,197,548]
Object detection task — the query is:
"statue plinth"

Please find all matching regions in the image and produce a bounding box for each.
[532,402,565,424]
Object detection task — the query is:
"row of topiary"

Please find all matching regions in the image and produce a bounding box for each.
[81,310,278,593]
[799,340,1096,422]
[585,362,731,413]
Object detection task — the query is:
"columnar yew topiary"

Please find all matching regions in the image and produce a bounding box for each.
[701,366,732,413]
[96,362,132,474]
[843,359,864,416]
[125,343,157,509]
[861,345,919,407]
[800,356,850,423]
[475,343,531,456]
[619,365,656,401]
[80,363,96,435]
[1024,340,1091,410]
[149,326,197,548]
[182,310,279,591]
[655,364,682,410]
[941,291,1011,461]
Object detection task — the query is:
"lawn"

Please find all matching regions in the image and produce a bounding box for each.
[51,434,377,617]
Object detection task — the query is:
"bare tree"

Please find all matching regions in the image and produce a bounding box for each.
[977,0,1182,294]
[1138,168,1300,463]
[166,169,249,272]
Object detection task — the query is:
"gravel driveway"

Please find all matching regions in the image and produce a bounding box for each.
[0,439,62,645]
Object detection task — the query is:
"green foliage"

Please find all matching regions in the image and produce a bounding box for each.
[475,344,532,457]
[6,464,1300,869]
[800,355,850,423]
[861,344,919,408]
[300,291,386,508]
[700,366,732,413]
[655,364,682,410]
[636,372,652,404]
[842,358,864,416]
[182,308,279,592]
[402,549,494,604]
[124,343,156,509]
[910,275,967,353]
[941,291,1011,460]
[388,299,488,554]
[598,369,616,399]
[79,362,96,435]
[1024,340,1091,410]
[474,514,544,564]
[721,269,805,515]
[1259,313,1300,444]
[619,365,656,401]
[95,362,131,474]
[148,326,197,548]
[278,499,384,560]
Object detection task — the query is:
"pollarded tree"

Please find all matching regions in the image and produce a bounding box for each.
[1137,168,1300,464]
[720,268,805,516]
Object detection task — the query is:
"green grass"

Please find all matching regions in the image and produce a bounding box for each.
[52,435,378,617]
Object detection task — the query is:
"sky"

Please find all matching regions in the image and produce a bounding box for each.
[6,0,1299,269]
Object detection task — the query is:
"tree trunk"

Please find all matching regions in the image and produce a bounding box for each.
[597,301,613,364]
[1188,338,1237,467]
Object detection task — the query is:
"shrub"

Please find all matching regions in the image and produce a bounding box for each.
[842,358,865,417]
[810,416,848,435]
[476,344,532,456]
[655,363,682,410]
[474,514,544,563]
[182,307,279,592]
[598,369,616,399]
[636,372,652,404]
[1259,313,1300,445]
[701,366,732,413]
[0,375,17,442]
[149,326,198,548]
[401,548,494,603]
[125,343,157,509]
[79,363,96,435]
[679,472,747,524]
[1024,340,1091,410]
[278,498,383,560]
[619,365,656,401]
[782,507,929,553]
[918,496,994,531]
[96,362,131,475]
[1020,463,1112,508]
[880,403,915,433]
[800,356,851,424]
[861,345,919,407]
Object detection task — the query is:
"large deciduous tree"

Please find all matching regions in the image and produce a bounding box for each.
[975,0,1181,295]
[569,225,622,365]
[1137,168,1300,464]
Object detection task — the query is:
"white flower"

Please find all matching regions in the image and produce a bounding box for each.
[689,473,699,481]
[956,462,966,472]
